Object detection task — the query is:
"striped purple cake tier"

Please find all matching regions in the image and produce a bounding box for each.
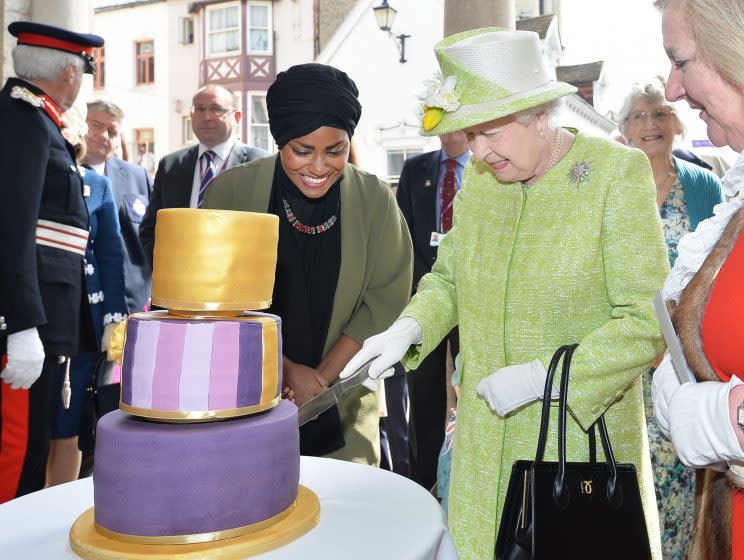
[120,311,282,420]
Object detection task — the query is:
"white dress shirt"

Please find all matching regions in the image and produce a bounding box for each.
[189,138,236,208]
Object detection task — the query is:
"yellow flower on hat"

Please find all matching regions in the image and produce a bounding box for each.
[108,320,128,365]
[421,74,460,131]
[422,106,446,131]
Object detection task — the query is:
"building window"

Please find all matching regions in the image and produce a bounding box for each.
[182,117,194,144]
[135,128,156,175]
[247,2,272,54]
[93,47,105,89]
[248,94,272,152]
[178,17,194,45]
[206,3,240,57]
[387,148,422,185]
[135,40,155,85]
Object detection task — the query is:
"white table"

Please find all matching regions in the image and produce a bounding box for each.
[0,456,458,560]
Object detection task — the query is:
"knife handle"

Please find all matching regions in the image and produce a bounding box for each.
[336,359,375,393]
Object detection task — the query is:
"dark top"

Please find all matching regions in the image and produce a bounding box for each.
[267,158,343,456]
[0,77,94,355]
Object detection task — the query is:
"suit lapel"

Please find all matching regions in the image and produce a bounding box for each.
[174,145,199,207]
[105,157,125,182]
[225,142,246,169]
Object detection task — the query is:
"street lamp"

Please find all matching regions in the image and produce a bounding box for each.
[373,0,410,63]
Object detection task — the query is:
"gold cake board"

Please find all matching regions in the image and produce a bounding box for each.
[69,485,319,560]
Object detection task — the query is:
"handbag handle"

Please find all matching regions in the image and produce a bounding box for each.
[534,345,571,462]
[554,344,621,508]
[86,351,108,393]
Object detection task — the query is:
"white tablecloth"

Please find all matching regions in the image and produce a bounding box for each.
[0,456,458,560]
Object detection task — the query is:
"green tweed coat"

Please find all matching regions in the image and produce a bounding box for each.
[402,133,668,559]
[204,155,413,466]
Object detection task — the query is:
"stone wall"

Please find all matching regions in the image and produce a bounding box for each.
[318,0,356,53]
[2,0,32,81]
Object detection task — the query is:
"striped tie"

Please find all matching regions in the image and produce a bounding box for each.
[197,150,217,208]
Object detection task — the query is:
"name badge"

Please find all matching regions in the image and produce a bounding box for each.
[430,231,446,247]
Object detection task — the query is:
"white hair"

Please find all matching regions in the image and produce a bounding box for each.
[514,98,563,127]
[617,76,685,138]
[12,44,84,82]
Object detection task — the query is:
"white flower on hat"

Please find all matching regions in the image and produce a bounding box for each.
[424,74,460,112]
[420,74,460,131]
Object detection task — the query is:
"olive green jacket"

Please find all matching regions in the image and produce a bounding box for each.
[204,155,413,465]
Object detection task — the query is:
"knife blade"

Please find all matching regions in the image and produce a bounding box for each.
[297,359,375,426]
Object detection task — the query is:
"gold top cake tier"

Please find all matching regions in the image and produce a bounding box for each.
[152,209,278,313]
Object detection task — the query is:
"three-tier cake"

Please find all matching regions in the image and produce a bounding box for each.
[70,209,319,559]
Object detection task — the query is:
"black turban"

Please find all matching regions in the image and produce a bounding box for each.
[267,63,362,148]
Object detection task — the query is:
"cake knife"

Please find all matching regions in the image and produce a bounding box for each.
[297,359,375,426]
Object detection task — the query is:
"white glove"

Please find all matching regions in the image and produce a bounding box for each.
[339,317,423,391]
[101,322,120,360]
[669,376,744,469]
[651,353,681,439]
[1,327,45,390]
[476,359,556,416]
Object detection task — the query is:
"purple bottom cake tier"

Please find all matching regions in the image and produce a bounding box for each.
[93,399,300,541]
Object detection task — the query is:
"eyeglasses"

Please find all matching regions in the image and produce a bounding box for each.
[191,104,234,116]
[628,108,674,124]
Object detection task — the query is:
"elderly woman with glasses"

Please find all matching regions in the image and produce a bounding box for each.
[619,77,723,265]
[618,77,723,559]
[342,28,669,558]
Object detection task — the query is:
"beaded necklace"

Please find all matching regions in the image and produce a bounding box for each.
[282,197,339,235]
[546,128,565,171]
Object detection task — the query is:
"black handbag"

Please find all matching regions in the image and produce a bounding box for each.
[78,352,121,453]
[494,345,652,560]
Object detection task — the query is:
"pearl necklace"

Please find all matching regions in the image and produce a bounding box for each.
[546,128,565,171]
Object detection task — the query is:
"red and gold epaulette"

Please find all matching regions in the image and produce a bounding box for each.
[37,94,62,127]
[9,85,63,128]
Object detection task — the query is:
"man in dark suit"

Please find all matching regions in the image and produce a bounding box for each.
[84,100,153,314]
[0,22,101,502]
[139,84,268,266]
[395,131,470,491]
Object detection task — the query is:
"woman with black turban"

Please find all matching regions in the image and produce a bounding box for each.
[204,63,413,465]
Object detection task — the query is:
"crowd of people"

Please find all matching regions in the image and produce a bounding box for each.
[2,0,744,557]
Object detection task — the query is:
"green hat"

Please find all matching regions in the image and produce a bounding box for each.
[420,27,577,136]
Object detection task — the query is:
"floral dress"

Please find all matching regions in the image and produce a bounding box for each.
[644,175,695,559]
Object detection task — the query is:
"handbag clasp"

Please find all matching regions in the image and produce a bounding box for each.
[581,480,593,495]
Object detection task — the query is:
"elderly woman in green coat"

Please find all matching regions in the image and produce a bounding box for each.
[342,28,668,558]
[204,63,412,466]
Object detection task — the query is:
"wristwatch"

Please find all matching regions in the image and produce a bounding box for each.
[737,401,744,432]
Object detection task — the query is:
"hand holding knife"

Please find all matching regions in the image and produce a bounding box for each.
[297,359,375,426]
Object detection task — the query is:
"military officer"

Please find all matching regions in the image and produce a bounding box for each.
[0,21,103,502]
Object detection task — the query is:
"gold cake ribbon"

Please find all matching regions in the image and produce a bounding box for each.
[119,397,281,423]
[95,497,298,545]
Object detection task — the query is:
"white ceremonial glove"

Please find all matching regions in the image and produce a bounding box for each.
[651,353,681,439]
[101,322,120,360]
[476,359,557,416]
[1,327,45,390]
[669,376,744,469]
[339,317,423,391]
